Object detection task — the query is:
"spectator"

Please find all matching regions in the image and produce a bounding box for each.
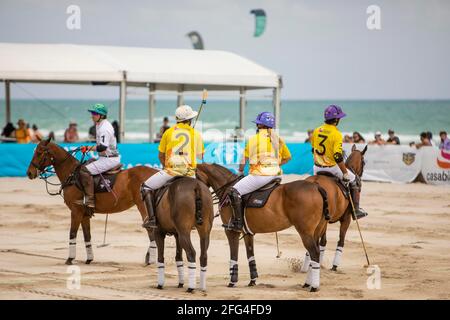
[386,129,400,145]
[304,129,314,143]
[64,122,79,143]
[13,119,31,143]
[30,124,43,143]
[88,124,96,142]
[426,131,435,147]
[1,122,16,143]
[112,120,120,143]
[155,117,170,142]
[415,132,432,149]
[48,131,56,142]
[352,131,365,144]
[343,134,353,143]
[439,131,450,151]
[369,131,385,145]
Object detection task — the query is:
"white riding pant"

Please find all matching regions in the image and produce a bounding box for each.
[233,174,279,196]
[313,165,356,183]
[85,156,121,175]
[144,170,195,190]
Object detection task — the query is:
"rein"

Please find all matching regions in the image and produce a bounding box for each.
[211,174,243,205]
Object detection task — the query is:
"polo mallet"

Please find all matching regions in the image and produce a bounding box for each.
[275,232,282,258]
[97,214,110,248]
[193,89,208,128]
[347,188,370,266]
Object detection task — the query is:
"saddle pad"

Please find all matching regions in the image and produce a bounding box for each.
[94,174,119,193]
[242,180,281,208]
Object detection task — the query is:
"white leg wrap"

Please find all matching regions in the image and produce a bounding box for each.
[230,260,238,268]
[176,261,184,285]
[85,241,94,261]
[200,267,207,291]
[248,256,255,263]
[149,241,157,264]
[332,246,344,267]
[69,239,76,259]
[157,262,165,287]
[300,252,310,273]
[310,261,320,289]
[188,262,196,290]
[319,246,326,265]
[305,264,312,285]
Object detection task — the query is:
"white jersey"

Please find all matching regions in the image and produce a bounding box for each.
[95,120,119,157]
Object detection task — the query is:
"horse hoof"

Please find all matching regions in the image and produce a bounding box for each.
[157,285,163,290]
[65,258,74,265]
[178,283,184,288]
[331,265,338,271]
[227,283,236,288]
[186,288,194,293]
[302,283,310,289]
[85,259,93,265]
[248,280,256,287]
[310,287,319,292]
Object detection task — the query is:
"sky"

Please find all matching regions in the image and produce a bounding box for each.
[0,0,449,100]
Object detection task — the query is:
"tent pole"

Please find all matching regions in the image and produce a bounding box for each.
[148,83,155,143]
[5,80,11,125]
[177,85,184,107]
[119,72,127,143]
[239,87,246,130]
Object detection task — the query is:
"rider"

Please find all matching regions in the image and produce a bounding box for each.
[141,105,205,228]
[226,112,292,232]
[75,104,121,212]
[311,105,368,219]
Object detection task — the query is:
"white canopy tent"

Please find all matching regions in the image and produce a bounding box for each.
[0,43,282,141]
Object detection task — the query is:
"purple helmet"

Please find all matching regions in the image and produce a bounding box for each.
[253,112,275,128]
[324,105,346,121]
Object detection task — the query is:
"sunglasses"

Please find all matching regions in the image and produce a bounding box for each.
[90,112,99,116]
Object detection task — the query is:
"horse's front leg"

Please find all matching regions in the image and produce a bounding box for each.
[66,208,83,265]
[331,212,351,271]
[243,234,258,286]
[225,229,240,287]
[81,216,94,264]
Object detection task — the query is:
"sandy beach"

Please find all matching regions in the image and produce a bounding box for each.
[1,175,449,300]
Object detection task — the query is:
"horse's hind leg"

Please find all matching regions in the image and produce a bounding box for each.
[135,199,157,266]
[319,230,327,266]
[332,212,351,271]
[81,216,94,264]
[199,232,210,291]
[244,235,258,286]
[66,208,83,265]
[225,229,240,287]
[177,231,197,293]
[299,233,321,292]
[174,234,184,288]
[154,230,166,289]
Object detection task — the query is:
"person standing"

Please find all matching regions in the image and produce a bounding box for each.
[386,129,400,145]
[439,131,450,151]
[30,124,44,143]
[64,122,79,143]
[13,119,31,143]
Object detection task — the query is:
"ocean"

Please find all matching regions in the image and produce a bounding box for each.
[1,99,449,144]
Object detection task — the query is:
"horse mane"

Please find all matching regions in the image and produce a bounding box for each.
[47,142,80,165]
[210,163,237,180]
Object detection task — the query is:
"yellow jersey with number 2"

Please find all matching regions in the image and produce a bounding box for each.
[158,123,204,176]
[311,123,343,167]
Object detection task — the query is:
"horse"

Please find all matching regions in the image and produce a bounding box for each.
[301,144,367,272]
[26,138,158,265]
[196,163,330,292]
[151,177,214,292]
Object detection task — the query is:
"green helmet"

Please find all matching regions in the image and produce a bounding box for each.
[88,103,108,116]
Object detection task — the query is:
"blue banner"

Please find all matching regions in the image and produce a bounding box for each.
[0,142,313,177]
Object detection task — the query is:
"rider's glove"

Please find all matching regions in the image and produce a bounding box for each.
[342,172,350,183]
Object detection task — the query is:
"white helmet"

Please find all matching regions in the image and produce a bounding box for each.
[175,105,198,121]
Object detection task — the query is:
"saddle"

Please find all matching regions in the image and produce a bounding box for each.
[93,164,123,193]
[316,172,350,199]
[242,178,281,208]
[153,176,186,208]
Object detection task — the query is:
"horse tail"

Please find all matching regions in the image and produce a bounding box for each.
[194,181,203,225]
[316,184,330,221]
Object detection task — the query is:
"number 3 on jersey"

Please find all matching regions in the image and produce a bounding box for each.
[315,134,328,156]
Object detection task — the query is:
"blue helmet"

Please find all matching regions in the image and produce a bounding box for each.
[253,112,275,128]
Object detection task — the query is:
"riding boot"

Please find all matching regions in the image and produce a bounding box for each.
[74,166,95,216]
[141,184,157,229]
[225,188,244,232]
[349,181,368,220]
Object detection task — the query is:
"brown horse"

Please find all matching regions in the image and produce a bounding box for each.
[151,177,214,292]
[26,138,158,265]
[196,163,330,292]
[302,144,367,272]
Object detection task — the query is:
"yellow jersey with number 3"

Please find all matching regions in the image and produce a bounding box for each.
[311,123,343,167]
[158,123,204,176]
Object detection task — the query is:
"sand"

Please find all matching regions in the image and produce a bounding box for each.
[1,175,449,300]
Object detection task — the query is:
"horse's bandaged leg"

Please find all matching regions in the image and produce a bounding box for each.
[188,262,196,290]
[149,241,157,264]
[248,256,258,280]
[300,252,310,273]
[157,262,165,287]
[229,260,238,284]
[310,261,320,289]
[176,260,184,285]
[200,266,207,291]
[319,246,326,265]
[332,246,344,268]
[85,241,94,261]
[69,239,76,259]
[305,264,312,285]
